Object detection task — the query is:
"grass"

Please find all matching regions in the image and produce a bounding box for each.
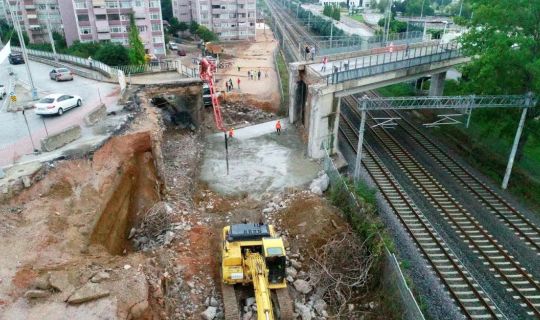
[377,83,417,97]
[275,50,289,116]
[349,14,365,23]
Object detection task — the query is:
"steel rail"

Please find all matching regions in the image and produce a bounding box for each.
[347,97,540,317]
[339,107,501,319]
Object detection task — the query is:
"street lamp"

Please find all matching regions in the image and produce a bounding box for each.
[45,5,58,62]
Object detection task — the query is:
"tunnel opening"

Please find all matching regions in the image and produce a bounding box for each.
[90,132,162,255]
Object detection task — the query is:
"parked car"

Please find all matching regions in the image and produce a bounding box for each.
[168,42,179,50]
[177,49,187,56]
[0,84,6,100]
[34,94,82,116]
[49,68,74,81]
[8,53,24,65]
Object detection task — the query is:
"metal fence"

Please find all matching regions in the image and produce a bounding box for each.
[323,149,425,320]
[325,42,463,85]
[114,60,180,75]
[317,31,424,56]
[12,47,116,79]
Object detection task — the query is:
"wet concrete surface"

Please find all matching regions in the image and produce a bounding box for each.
[200,119,321,198]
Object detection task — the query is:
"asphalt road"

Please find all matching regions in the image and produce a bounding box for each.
[0,59,119,166]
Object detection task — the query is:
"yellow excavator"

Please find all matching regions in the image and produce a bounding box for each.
[221,223,294,320]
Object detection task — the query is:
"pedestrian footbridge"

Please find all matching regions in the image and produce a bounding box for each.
[288,40,470,158]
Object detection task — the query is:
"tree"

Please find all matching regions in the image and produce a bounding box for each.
[178,21,188,32]
[52,31,67,51]
[376,0,389,13]
[405,0,434,16]
[68,41,102,58]
[189,21,200,34]
[332,6,341,21]
[160,0,173,21]
[94,43,130,66]
[460,0,540,160]
[196,25,217,42]
[323,4,332,18]
[128,14,146,65]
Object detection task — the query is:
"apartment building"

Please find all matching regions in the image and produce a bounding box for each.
[173,0,256,41]
[59,0,166,56]
[4,0,64,44]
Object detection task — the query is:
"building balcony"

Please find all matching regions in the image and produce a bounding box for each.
[27,14,37,19]
[94,7,107,15]
[97,32,111,40]
[25,4,36,10]
[96,20,110,32]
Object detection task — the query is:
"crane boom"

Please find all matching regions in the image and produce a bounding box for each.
[199,58,225,131]
[244,251,275,320]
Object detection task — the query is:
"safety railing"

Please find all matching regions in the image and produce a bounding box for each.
[325,42,463,85]
[317,31,424,56]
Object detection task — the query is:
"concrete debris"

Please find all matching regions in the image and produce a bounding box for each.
[67,282,110,304]
[90,271,110,283]
[33,274,51,290]
[309,172,330,195]
[313,298,328,316]
[286,267,297,278]
[289,259,302,270]
[245,297,256,307]
[293,279,312,294]
[129,300,149,319]
[24,289,50,299]
[295,301,313,320]
[201,306,217,320]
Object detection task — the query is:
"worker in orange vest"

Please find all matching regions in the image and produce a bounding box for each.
[276,120,281,135]
[228,127,234,138]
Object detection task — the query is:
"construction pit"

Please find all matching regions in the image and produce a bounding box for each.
[0,82,395,319]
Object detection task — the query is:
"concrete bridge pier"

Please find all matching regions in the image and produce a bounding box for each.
[429,71,447,96]
[305,89,340,158]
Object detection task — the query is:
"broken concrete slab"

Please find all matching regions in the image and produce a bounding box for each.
[84,104,107,126]
[67,282,110,304]
[40,125,82,152]
[24,289,50,299]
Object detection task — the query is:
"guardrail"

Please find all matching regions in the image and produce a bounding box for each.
[325,42,463,85]
[12,47,117,80]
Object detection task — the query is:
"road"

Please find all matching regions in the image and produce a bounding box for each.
[0,59,119,166]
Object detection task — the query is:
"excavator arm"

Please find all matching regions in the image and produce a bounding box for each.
[244,251,275,320]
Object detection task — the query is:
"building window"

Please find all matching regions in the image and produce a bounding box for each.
[80,26,92,34]
[151,23,161,31]
[96,14,106,20]
[38,4,46,9]
[120,14,130,21]
[149,0,159,8]
[211,4,219,9]
[106,1,119,8]
[108,13,120,20]
[110,26,124,32]
[150,13,160,20]
[137,25,147,32]
[112,38,128,44]
[120,2,131,8]
[152,36,163,43]
[74,1,87,9]
[134,0,143,7]
[77,14,89,21]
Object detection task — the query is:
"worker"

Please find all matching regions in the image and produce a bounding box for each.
[237,78,241,90]
[237,65,241,72]
[321,56,328,72]
[276,120,281,135]
[229,128,234,138]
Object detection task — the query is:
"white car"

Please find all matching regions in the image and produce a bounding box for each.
[34,94,82,116]
[168,42,178,50]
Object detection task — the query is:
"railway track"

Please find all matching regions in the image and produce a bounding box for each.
[342,97,540,317]
[363,92,540,254]
[265,0,317,59]
[339,107,504,319]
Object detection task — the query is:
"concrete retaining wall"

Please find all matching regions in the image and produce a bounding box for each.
[40,125,82,152]
[84,104,107,126]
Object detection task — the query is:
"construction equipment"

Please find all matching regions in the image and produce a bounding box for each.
[221,223,294,320]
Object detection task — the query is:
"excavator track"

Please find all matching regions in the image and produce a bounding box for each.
[275,288,294,319]
[221,282,241,320]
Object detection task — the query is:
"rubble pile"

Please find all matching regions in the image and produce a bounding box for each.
[222,103,275,126]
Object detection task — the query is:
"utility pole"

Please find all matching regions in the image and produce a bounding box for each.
[459,0,464,17]
[45,6,58,62]
[329,20,333,48]
[9,0,37,100]
[307,12,310,30]
[502,93,535,189]
[420,0,426,18]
